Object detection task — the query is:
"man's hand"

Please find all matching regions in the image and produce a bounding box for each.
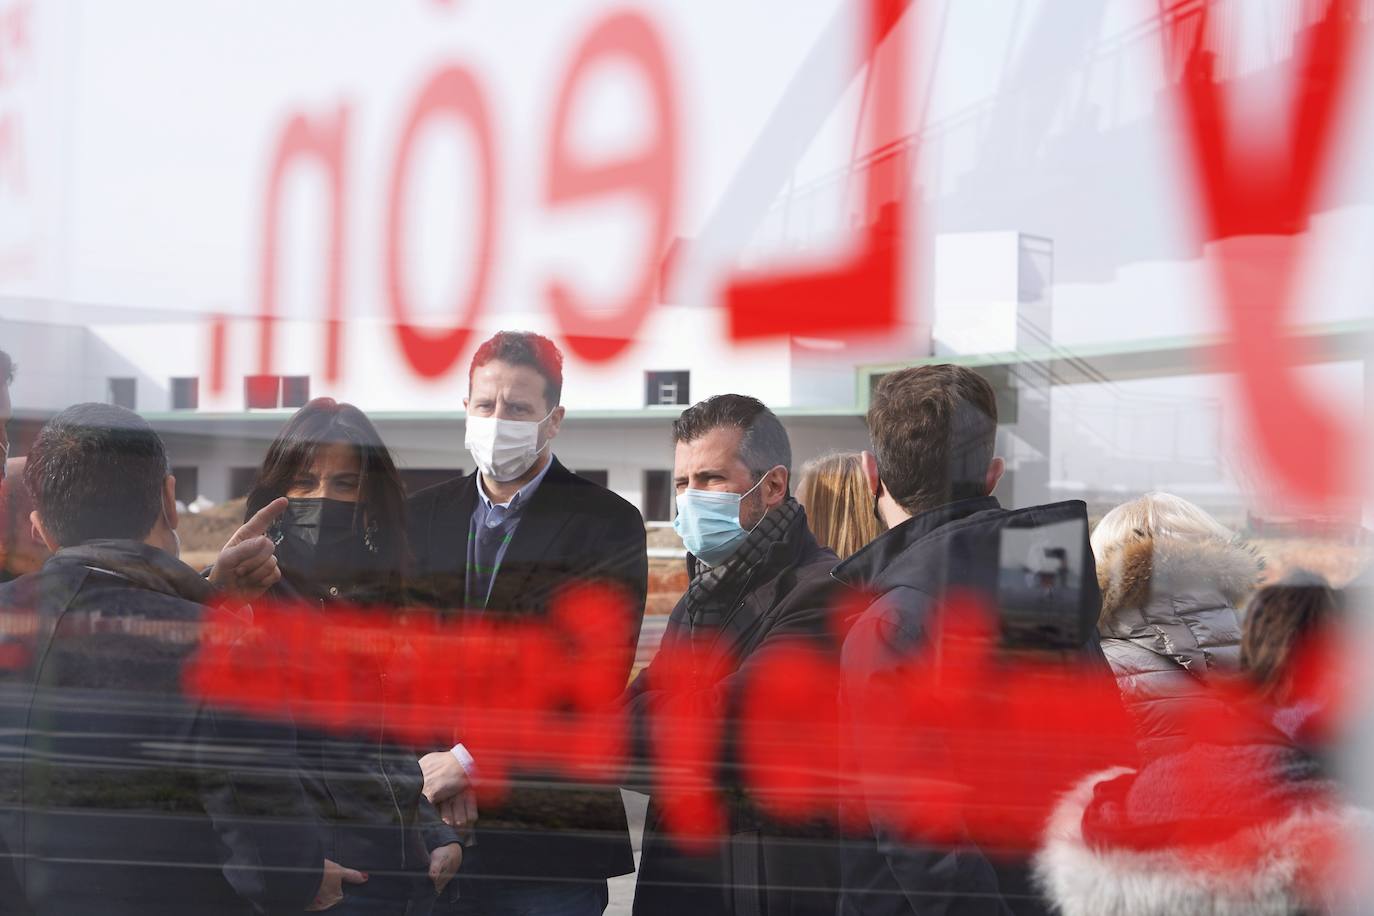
[208,497,288,600]
[420,750,471,805]
[439,788,479,830]
[306,858,367,911]
[428,843,463,894]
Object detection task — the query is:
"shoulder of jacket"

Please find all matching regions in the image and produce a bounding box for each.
[549,477,645,534]
[563,473,642,517]
[846,584,934,647]
[408,474,470,509]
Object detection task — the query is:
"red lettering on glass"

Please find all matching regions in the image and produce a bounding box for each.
[723,0,909,341]
[1164,0,1360,507]
[257,106,351,383]
[386,65,498,379]
[545,10,678,361]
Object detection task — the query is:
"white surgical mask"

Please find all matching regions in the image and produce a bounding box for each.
[465,409,554,482]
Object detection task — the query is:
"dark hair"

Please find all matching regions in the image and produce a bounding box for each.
[468,331,564,408]
[246,399,409,571]
[1241,570,1339,702]
[0,349,13,385]
[24,403,169,546]
[672,394,792,481]
[867,364,998,514]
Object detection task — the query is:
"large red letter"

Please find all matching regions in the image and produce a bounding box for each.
[255,106,350,391]
[545,10,678,361]
[1164,0,1360,507]
[386,66,497,379]
[723,0,910,341]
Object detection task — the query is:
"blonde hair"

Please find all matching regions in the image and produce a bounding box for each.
[796,451,886,559]
[1090,491,1234,561]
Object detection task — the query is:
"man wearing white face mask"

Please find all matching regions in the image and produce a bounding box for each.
[408,330,648,916]
[620,394,842,916]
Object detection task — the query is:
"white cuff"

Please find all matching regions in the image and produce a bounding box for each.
[450,743,477,777]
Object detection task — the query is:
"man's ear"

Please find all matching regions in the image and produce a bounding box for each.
[761,465,788,510]
[986,456,1006,496]
[162,476,180,531]
[29,510,58,553]
[545,404,566,440]
[860,450,882,497]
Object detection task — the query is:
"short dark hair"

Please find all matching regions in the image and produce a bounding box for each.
[867,364,998,514]
[672,394,792,480]
[468,331,564,408]
[0,349,13,385]
[1241,570,1339,702]
[24,403,169,546]
[246,398,409,571]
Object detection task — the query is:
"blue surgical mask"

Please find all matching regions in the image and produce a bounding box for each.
[673,474,768,567]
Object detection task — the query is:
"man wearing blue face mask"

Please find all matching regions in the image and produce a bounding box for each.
[622,394,842,916]
[408,330,648,916]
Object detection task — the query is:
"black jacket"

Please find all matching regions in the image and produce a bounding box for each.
[0,540,324,916]
[407,457,648,881]
[834,496,1106,916]
[624,511,842,916]
[260,579,461,885]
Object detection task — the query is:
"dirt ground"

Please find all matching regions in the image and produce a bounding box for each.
[1249,537,1372,589]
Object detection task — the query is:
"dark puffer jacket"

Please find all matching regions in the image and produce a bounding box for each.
[1095,534,1261,760]
[2,540,326,915]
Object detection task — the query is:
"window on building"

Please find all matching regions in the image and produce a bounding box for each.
[229,466,260,499]
[171,376,199,410]
[645,371,690,407]
[108,377,137,410]
[643,469,674,522]
[576,469,609,488]
[171,466,199,505]
[244,375,279,409]
[282,375,311,408]
[244,375,311,409]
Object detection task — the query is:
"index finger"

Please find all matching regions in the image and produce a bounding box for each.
[234,497,289,543]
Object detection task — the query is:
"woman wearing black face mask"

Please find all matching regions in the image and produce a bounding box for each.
[238,398,462,915]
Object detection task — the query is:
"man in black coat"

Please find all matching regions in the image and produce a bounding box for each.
[622,394,841,916]
[409,331,648,916]
[835,365,1105,916]
[0,403,355,915]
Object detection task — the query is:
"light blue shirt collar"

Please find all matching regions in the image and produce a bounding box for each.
[476,453,555,513]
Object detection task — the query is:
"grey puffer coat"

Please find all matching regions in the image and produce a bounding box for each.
[1096,534,1261,760]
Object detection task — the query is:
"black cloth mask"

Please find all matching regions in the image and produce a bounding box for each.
[272,497,376,594]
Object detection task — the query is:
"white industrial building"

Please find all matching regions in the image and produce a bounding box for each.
[2,0,1371,527]
[2,298,887,519]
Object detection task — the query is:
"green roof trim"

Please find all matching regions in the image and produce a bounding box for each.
[856,319,1373,412]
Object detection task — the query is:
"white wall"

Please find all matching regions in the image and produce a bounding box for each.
[1,317,94,412]
[81,304,801,415]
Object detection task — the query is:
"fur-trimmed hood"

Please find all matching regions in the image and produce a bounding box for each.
[1096,535,1259,682]
[1033,764,1369,916]
[1097,534,1262,621]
